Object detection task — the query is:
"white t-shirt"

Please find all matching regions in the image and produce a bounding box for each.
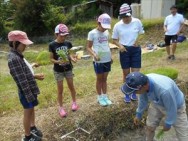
[164,13,184,35]
[87,28,111,63]
[112,17,144,46]
[23,58,34,75]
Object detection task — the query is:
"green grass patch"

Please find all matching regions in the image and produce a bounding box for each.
[143,67,178,80]
[36,50,51,65]
[24,51,39,62]
[142,18,164,30]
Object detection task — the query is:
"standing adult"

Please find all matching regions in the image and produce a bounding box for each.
[112,3,144,103]
[164,5,184,60]
[121,72,188,141]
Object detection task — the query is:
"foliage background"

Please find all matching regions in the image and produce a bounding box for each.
[0,0,187,40]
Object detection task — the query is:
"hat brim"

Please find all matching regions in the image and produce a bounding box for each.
[20,39,33,45]
[101,23,111,29]
[120,13,131,18]
[121,83,137,95]
[59,33,69,36]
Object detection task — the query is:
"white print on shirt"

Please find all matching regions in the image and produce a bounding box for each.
[56,46,69,66]
[98,36,108,43]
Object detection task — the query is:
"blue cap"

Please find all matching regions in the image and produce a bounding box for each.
[121,72,148,95]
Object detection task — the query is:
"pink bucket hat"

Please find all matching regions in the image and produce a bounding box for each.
[119,3,132,18]
[8,30,33,45]
[55,24,69,36]
[98,13,111,29]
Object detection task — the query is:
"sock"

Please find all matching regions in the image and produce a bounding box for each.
[30,126,37,130]
[102,94,107,98]
[98,95,102,98]
[25,134,32,139]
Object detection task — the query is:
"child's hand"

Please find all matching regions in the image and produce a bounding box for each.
[32,63,40,68]
[57,59,69,65]
[34,73,45,80]
[94,54,100,61]
[119,45,127,52]
[111,58,113,64]
[70,54,77,63]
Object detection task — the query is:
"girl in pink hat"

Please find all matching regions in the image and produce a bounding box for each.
[49,24,78,118]
[87,13,113,106]
[7,30,44,141]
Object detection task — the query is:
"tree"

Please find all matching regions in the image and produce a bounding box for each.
[176,0,188,18]
[12,0,49,36]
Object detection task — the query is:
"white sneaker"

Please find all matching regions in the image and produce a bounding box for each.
[98,95,107,106]
[103,94,112,105]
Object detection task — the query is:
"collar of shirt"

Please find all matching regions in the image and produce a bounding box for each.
[10,48,24,59]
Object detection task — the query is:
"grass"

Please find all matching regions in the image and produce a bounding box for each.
[1,41,188,113]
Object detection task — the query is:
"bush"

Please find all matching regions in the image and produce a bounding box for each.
[36,51,51,65]
[142,18,164,30]
[24,51,39,63]
[143,68,178,80]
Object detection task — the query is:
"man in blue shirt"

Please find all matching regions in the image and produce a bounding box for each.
[121,72,188,141]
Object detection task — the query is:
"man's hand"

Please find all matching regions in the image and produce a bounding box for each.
[164,28,168,33]
[163,125,171,131]
[134,117,141,125]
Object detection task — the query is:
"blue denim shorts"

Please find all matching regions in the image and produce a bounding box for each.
[19,91,38,109]
[93,61,111,74]
[119,46,141,69]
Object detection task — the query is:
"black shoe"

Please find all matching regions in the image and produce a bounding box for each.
[171,55,175,60]
[30,127,43,138]
[167,55,172,59]
[22,134,41,141]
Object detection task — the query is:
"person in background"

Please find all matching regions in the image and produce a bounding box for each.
[121,72,188,141]
[87,13,112,106]
[7,30,44,141]
[112,3,144,103]
[164,5,185,60]
[49,23,78,118]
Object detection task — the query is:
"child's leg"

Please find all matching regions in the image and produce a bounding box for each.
[96,73,104,95]
[23,108,34,136]
[30,108,35,127]
[66,77,76,102]
[122,68,130,82]
[57,80,63,107]
[101,72,109,94]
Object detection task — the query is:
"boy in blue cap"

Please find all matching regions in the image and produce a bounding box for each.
[121,72,188,141]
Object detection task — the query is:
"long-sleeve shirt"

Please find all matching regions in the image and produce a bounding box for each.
[7,49,40,103]
[136,73,185,128]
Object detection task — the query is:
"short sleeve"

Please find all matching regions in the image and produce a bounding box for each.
[87,31,93,41]
[49,42,53,52]
[138,20,145,34]
[112,24,119,39]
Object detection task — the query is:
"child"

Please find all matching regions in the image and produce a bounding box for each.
[112,3,144,103]
[86,13,112,106]
[7,30,44,141]
[49,23,78,118]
